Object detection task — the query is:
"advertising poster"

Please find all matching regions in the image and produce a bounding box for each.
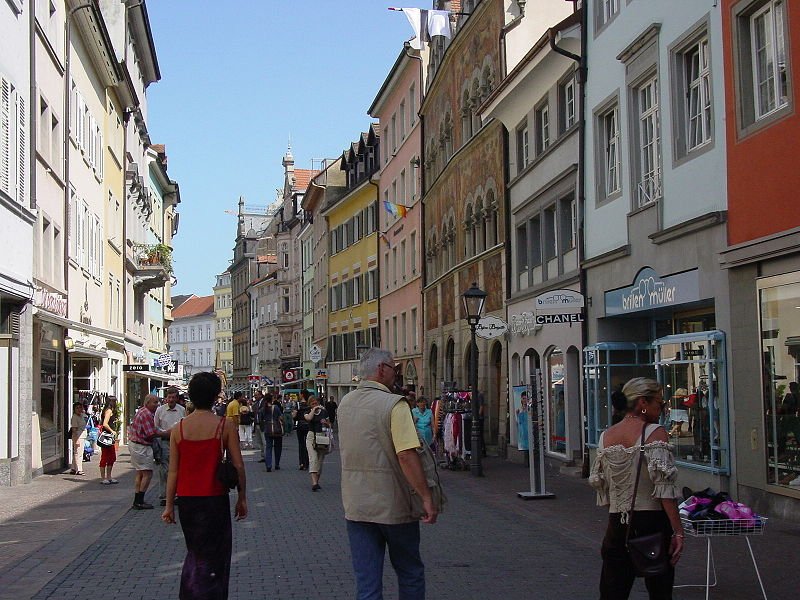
[512,384,530,451]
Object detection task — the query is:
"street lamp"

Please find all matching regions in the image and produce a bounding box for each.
[461,281,487,477]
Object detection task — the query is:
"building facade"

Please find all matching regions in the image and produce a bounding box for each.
[582,0,731,494]
[170,295,215,374]
[480,4,580,463]
[421,0,507,449]
[369,48,424,395]
[213,271,233,379]
[0,0,34,485]
[719,0,800,520]
[323,127,381,403]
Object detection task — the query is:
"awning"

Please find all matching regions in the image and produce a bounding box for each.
[124,369,173,382]
[69,344,108,359]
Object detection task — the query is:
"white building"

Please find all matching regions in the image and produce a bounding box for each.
[0,0,34,485]
[582,0,731,494]
[170,295,216,374]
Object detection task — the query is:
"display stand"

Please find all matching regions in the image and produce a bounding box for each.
[675,516,769,599]
[518,369,555,500]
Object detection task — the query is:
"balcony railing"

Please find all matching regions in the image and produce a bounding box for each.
[637,169,663,208]
[129,243,173,292]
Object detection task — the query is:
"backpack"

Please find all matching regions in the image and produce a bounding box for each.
[239,410,253,426]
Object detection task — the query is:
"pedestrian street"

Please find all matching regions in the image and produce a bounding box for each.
[0,431,795,600]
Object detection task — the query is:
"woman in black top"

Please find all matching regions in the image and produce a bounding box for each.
[294,393,311,470]
[303,396,330,491]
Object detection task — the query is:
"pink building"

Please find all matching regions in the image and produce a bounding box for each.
[368,48,424,393]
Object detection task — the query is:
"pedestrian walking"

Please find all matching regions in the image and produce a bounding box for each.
[590,377,683,600]
[412,396,433,446]
[212,394,227,417]
[239,400,254,449]
[294,392,311,470]
[304,396,330,491]
[162,371,247,600]
[262,394,284,472]
[98,395,119,484]
[226,391,242,427]
[325,395,338,426]
[68,402,87,475]
[252,389,266,460]
[338,348,438,599]
[154,387,186,506]
[128,394,169,510]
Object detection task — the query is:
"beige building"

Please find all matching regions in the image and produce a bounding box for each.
[213,271,233,380]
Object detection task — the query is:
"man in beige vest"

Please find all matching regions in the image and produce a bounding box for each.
[338,348,437,599]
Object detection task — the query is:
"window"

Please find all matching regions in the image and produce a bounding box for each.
[635,76,662,207]
[516,119,529,173]
[392,316,398,354]
[516,222,529,289]
[399,169,406,207]
[596,0,620,30]
[686,38,712,150]
[391,113,397,152]
[399,100,406,140]
[530,216,542,267]
[411,308,418,349]
[535,101,550,154]
[560,74,576,133]
[759,275,800,488]
[400,240,407,279]
[191,327,196,341]
[597,103,621,199]
[0,75,26,204]
[543,205,557,261]
[734,0,791,132]
[401,312,407,352]
[409,84,416,125]
[384,253,390,289]
[560,195,577,252]
[410,232,417,274]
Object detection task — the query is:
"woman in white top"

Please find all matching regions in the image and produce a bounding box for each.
[589,378,684,599]
[69,402,88,475]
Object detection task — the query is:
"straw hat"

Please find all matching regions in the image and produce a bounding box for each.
[673,388,689,398]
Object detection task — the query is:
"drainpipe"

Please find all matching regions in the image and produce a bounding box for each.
[367,175,381,349]
[549,15,589,476]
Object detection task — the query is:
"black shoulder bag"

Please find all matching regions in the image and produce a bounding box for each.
[215,418,239,491]
[625,423,670,577]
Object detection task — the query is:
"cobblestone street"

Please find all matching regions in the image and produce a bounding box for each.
[0,433,797,600]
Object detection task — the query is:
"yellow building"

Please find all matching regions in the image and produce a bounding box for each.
[321,126,381,401]
[213,271,233,379]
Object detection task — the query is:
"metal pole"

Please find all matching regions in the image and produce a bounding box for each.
[470,327,483,476]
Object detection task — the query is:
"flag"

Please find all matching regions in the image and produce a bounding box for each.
[383,200,409,218]
[379,230,392,249]
[389,7,452,50]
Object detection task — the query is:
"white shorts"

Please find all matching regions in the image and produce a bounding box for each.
[129,442,155,471]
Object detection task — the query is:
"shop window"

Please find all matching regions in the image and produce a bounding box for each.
[759,276,800,487]
[584,343,655,445]
[655,331,729,473]
[547,348,566,455]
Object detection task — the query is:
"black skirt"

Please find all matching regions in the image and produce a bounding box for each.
[177,495,232,600]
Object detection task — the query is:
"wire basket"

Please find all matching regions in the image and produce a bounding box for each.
[681,515,768,537]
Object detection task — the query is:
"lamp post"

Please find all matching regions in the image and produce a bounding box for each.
[461,281,487,477]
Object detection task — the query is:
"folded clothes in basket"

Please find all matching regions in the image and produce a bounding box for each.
[680,488,764,533]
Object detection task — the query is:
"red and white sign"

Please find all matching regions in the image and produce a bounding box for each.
[282,369,296,383]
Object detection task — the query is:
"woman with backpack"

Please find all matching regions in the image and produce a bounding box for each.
[238,400,254,449]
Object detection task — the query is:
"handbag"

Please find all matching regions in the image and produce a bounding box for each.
[97,430,115,447]
[409,432,447,517]
[625,423,670,577]
[313,432,331,450]
[215,418,239,490]
[265,406,284,437]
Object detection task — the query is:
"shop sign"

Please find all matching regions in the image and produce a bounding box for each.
[123,364,148,372]
[315,368,328,380]
[34,286,67,318]
[261,376,274,385]
[475,315,508,339]
[309,344,322,363]
[535,289,584,313]
[604,267,700,316]
[509,311,537,336]
[282,369,296,383]
[248,375,260,382]
[535,312,585,325]
[156,353,173,368]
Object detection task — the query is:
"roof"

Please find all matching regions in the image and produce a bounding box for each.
[172,295,215,319]
[171,294,193,310]
[292,169,319,192]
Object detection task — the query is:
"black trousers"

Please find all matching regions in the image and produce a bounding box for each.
[600,511,674,600]
[296,427,309,468]
[177,495,231,600]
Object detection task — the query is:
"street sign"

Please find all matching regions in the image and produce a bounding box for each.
[475,315,508,339]
[534,289,585,313]
[534,312,585,325]
[123,364,148,372]
[309,344,322,363]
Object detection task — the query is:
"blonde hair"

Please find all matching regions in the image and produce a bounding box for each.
[622,377,662,410]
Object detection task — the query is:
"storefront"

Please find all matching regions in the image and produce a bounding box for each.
[721,239,800,520]
[584,262,733,493]
[507,287,584,465]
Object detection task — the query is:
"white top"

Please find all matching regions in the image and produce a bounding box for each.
[70,413,87,440]
[154,403,186,432]
[589,424,681,517]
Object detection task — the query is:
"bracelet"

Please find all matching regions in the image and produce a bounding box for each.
[672,533,685,538]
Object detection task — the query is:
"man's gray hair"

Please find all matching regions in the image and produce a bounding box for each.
[359,348,393,380]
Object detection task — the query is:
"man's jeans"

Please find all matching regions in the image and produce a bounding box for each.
[157,438,170,498]
[346,520,424,600]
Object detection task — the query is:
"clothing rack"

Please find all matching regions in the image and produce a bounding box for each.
[436,391,473,471]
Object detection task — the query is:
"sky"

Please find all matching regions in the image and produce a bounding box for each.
[145,1,413,296]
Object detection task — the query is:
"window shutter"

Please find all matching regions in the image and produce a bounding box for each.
[16,94,25,204]
[0,77,11,196]
[98,218,104,277]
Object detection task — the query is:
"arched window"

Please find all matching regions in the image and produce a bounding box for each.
[445,337,455,384]
[440,223,449,273]
[471,79,482,132]
[462,88,472,141]
[429,344,438,393]
[427,231,438,280]
[511,352,521,385]
[448,218,456,268]
[464,204,474,257]
[475,197,486,254]
[485,189,498,247]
